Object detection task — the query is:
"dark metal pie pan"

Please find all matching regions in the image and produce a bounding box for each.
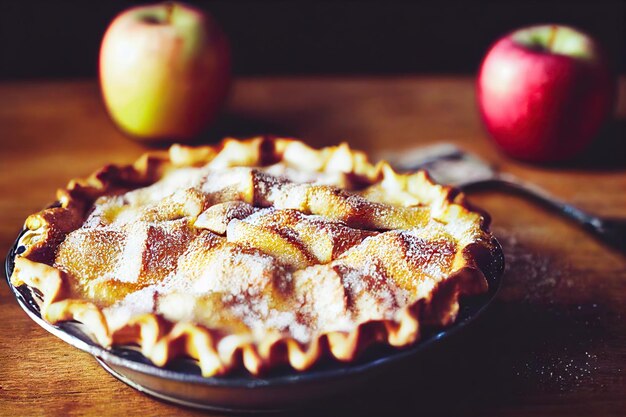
[5,230,503,412]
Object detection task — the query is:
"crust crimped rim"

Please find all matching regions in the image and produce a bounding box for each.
[11,136,499,377]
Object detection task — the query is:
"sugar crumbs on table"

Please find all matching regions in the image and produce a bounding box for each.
[492,226,568,304]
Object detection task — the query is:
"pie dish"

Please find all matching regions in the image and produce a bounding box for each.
[10,137,500,377]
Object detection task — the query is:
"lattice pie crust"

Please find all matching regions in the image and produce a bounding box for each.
[11,137,498,376]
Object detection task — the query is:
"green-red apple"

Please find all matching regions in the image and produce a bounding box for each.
[477,25,615,162]
[100,2,231,142]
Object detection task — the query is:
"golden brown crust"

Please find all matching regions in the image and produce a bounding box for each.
[11,136,497,377]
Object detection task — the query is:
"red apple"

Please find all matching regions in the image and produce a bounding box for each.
[100,2,231,142]
[477,25,615,162]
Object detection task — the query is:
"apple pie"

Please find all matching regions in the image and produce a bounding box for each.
[10,137,500,376]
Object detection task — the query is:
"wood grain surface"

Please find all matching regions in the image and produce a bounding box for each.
[1,77,625,417]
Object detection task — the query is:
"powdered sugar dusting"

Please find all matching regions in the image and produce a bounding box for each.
[103,286,157,331]
[114,221,147,283]
[338,259,410,321]
[55,158,484,346]
[493,226,567,304]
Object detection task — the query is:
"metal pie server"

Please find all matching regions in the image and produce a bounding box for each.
[380,143,626,253]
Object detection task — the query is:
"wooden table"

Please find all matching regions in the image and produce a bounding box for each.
[1,77,625,416]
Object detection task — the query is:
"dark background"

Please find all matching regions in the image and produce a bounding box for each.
[0,0,624,79]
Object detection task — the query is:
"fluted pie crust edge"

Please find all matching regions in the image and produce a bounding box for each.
[10,137,500,377]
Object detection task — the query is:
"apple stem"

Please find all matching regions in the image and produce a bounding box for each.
[165,2,175,24]
[547,25,558,51]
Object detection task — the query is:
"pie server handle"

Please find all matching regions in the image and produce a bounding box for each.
[461,174,626,254]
